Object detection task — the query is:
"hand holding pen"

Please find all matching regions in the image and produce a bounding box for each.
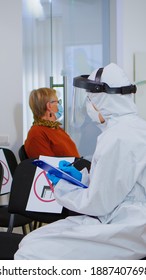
[59,158,83,181]
[67,156,84,166]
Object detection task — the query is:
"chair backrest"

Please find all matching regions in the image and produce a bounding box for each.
[8,157,91,223]
[0,162,4,192]
[0,148,18,176]
[8,158,70,223]
[18,145,28,161]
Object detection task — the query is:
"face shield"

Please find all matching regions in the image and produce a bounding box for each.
[70,87,87,128]
[71,65,137,127]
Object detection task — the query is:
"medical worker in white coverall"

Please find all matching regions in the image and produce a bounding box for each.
[15,63,146,260]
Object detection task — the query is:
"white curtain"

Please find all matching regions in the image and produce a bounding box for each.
[22,14,62,140]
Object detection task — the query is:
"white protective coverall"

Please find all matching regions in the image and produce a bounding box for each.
[15,63,146,260]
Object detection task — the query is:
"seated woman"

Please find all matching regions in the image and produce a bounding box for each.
[24,87,80,158]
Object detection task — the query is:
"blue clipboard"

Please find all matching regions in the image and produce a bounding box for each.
[32,159,88,189]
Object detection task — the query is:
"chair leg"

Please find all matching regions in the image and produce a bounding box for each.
[22,222,34,234]
[38,222,43,228]
[7,214,15,233]
[29,222,33,232]
[22,225,27,235]
[7,214,33,235]
[33,220,39,230]
[33,220,43,230]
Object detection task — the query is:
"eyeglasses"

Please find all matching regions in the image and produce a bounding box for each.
[50,99,62,105]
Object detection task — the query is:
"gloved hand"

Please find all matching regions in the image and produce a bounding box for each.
[59,160,82,181]
[47,171,60,186]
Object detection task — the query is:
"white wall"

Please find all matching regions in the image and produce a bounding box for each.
[0,0,23,160]
[115,0,146,120]
[116,0,146,81]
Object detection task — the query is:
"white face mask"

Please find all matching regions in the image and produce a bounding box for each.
[86,98,101,124]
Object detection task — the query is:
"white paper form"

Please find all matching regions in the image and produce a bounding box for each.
[26,156,74,213]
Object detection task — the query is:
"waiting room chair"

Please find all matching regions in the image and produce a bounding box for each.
[0,148,33,234]
[0,157,24,259]
[17,153,91,226]
[8,158,71,225]
[18,145,28,161]
[0,157,77,259]
[8,157,91,225]
[5,156,91,228]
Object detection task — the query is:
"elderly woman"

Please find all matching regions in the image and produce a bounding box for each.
[24,87,80,158]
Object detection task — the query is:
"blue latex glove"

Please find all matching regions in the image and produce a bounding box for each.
[47,171,60,186]
[59,160,82,181]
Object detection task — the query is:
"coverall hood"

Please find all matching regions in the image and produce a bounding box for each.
[87,63,138,122]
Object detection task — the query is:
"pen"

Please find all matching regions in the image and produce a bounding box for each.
[67,156,84,166]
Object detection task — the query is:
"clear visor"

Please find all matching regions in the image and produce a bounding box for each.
[70,87,87,128]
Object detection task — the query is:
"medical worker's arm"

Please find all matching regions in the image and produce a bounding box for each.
[54,136,136,217]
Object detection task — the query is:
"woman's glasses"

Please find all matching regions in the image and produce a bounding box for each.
[50,99,62,105]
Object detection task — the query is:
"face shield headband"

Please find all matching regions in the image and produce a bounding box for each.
[73,67,137,95]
